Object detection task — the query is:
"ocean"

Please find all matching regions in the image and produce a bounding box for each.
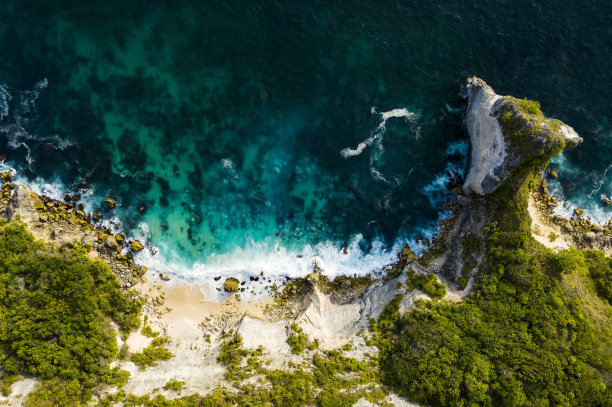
[0,0,610,285]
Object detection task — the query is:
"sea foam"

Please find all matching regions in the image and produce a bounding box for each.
[0,84,11,122]
[340,107,418,159]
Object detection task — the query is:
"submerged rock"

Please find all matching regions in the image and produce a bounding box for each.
[223,277,240,292]
[104,198,116,209]
[462,77,582,196]
[549,169,558,179]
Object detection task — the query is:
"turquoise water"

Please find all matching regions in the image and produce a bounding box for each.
[0,1,611,281]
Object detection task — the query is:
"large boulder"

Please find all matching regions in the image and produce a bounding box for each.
[223,277,240,293]
[0,171,13,184]
[462,77,582,196]
[130,239,145,252]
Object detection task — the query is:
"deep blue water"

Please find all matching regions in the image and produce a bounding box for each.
[0,1,611,282]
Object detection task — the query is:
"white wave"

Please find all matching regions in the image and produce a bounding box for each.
[0,84,11,122]
[421,139,469,207]
[587,163,612,199]
[340,135,377,158]
[221,158,239,178]
[0,80,73,165]
[340,107,418,159]
[8,170,99,220]
[370,158,390,183]
[545,152,612,225]
[134,233,414,301]
[407,210,452,254]
[444,140,469,157]
[379,108,417,123]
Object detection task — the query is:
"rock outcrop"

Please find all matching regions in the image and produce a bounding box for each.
[8,185,42,223]
[223,277,240,292]
[462,77,582,195]
[130,239,145,252]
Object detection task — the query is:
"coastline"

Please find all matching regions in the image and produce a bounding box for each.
[0,77,610,406]
[0,173,442,405]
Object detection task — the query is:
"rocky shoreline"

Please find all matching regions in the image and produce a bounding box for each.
[0,76,609,406]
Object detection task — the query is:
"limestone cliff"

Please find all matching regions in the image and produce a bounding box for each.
[462,77,582,195]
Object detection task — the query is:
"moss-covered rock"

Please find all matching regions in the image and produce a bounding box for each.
[130,239,144,252]
[223,277,240,292]
[462,77,582,196]
[0,171,13,184]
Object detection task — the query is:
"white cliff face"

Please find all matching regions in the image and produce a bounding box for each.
[558,123,582,147]
[461,78,507,195]
[462,77,583,196]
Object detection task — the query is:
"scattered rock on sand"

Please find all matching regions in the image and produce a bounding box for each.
[160,273,171,281]
[223,277,240,292]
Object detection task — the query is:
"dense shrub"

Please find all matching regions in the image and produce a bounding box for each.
[130,337,174,368]
[0,220,142,402]
[377,165,612,406]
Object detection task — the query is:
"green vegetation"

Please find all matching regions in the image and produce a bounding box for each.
[378,225,612,406]
[287,322,307,353]
[376,136,612,406]
[100,329,390,406]
[495,96,566,160]
[286,322,317,354]
[216,333,251,379]
[102,367,130,388]
[583,250,612,304]
[0,220,142,405]
[549,231,558,242]
[0,373,20,396]
[163,379,185,393]
[405,267,447,300]
[515,98,541,115]
[141,316,160,338]
[130,337,174,369]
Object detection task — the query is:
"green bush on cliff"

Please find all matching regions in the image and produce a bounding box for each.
[130,337,174,368]
[0,220,142,403]
[515,98,541,115]
[377,159,612,406]
[583,250,612,304]
[406,269,447,300]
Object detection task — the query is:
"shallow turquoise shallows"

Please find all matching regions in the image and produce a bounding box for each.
[0,1,610,281]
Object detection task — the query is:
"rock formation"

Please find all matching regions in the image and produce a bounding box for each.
[462,77,582,195]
